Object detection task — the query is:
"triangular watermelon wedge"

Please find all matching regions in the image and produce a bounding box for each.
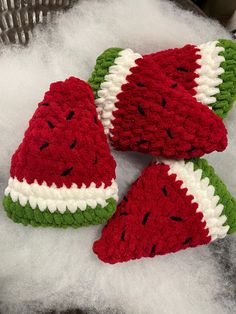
[3,77,118,228]
[88,47,227,159]
[146,39,236,118]
[93,159,236,264]
[89,39,236,119]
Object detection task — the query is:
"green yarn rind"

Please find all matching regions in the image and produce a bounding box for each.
[3,195,116,228]
[213,39,236,118]
[188,158,236,234]
[88,47,123,98]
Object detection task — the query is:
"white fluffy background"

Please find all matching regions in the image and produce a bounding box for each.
[0,0,235,313]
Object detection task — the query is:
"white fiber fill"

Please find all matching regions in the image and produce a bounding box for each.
[0,0,235,313]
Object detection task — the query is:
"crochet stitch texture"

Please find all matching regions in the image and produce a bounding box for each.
[88,45,227,159]
[148,39,236,118]
[89,39,236,119]
[3,77,118,228]
[93,158,236,264]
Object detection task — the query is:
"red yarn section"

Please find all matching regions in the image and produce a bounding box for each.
[110,57,227,159]
[93,162,211,264]
[144,44,200,96]
[11,77,116,188]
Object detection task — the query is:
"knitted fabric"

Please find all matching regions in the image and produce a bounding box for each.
[89,39,236,119]
[93,158,236,264]
[88,47,227,159]
[3,77,118,228]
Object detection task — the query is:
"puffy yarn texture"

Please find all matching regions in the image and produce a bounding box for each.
[1,0,236,313]
[147,39,236,118]
[93,158,236,264]
[88,47,228,159]
[89,39,236,119]
[3,77,118,228]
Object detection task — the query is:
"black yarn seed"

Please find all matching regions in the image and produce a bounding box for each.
[166,129,173,139]
[124,196,128,202]
[93,156,98,165]
[170,216,183,222]
[94,115,98,123]
[187,147,196,153]
[42,103,49,106]
[142,212,150,225]
[138,105,145,116]
[176,67,188,72]
[61,167,73,176]
[121,230,125,241]
[47,121,55,129]
[137,139,149,145]
[40,142,49,151]
[137,82,145,87]
[162,186,168,196]
[150,244,156,256]
[182,237,192,245]
[66,111,75,120]
[162,98,166,108]
[171,83,178,88]
[120,212,128,216]
[70,139,77,149]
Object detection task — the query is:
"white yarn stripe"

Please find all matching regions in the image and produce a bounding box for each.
[4,177,118,214]
[162,159,229,241]
[194,40,225,105]
[95,48,142,135]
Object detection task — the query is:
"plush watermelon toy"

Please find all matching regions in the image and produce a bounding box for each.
[148,39,236,118]
[3,77,118,228]
[89,39,236,119]
[93,158,236,264]
[88,46,227,159]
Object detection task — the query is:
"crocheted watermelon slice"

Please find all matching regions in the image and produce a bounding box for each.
[3,77,118,228]
[93,159,236,264]
[147,39,236,118]
[89,39,236,119]
[88,47,227,159]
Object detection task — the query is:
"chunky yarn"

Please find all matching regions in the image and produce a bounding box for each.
[93,158,236,264]
[88,45,227,159]
[89,39,236,118]
[148,39,236,118]
[3,77,118,228]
